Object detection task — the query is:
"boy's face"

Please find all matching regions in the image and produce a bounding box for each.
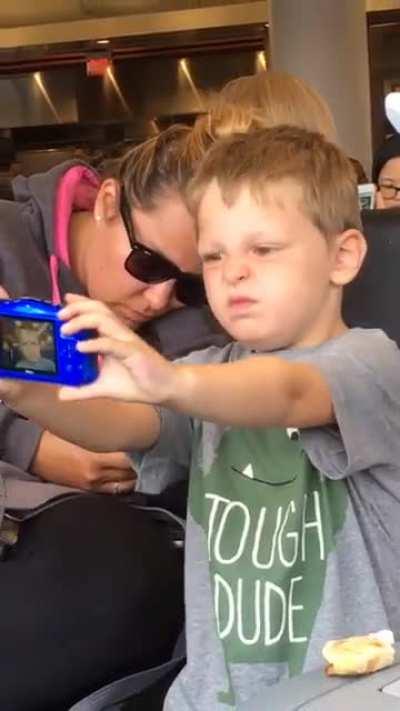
[198,180,347,351]
[19,331,42,362]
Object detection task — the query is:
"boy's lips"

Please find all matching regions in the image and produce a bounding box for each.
[228,296,257,308]
[227,296,258,318]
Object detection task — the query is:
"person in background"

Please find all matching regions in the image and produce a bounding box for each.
[349,156,369,185]
[372,133,400,208]
[14,324,56,372]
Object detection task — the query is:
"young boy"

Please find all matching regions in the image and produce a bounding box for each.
[3,125,400,710]
[14,324,56,373]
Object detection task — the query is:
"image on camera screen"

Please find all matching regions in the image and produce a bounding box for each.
[0,317,57,374]
[359,195,374,210]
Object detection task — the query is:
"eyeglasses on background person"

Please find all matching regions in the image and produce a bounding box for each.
[119,185,206,308]
[378,180,400,201]
[372,133,400,209]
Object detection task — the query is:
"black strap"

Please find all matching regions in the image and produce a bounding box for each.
[66,512,186,710]
[6,490,149,522]
[0,176,14,201]
[69,644,185,710]
[8,491,186,709]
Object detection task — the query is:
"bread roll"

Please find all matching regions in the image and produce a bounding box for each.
[322,630,395,676]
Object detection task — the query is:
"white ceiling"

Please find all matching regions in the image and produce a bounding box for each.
[0,0,398,28]
[0,2,266,47]
[0,0,258,28]
[0,0,397,48]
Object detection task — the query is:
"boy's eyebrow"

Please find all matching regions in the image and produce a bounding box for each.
[199,230,283,249]
[243,230,274,240]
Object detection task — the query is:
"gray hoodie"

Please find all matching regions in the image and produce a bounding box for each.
[0,161,87,513]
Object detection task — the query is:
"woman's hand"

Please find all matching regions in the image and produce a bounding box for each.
[58,294,179,404]
[0,286,33,402]
[32,431,136,494]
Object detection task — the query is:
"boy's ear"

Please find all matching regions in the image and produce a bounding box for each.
[93,178,121,223]
[330,228,367,286]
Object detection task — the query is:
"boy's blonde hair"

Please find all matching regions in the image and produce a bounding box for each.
[187,125,362,237]
[204,71,337,143]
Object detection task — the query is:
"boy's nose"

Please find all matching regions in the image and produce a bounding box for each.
[223,257,250,284]
[144,280,176,312]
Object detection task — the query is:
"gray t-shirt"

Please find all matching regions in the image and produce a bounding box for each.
[15,357,55,372]
[134,328,400,710]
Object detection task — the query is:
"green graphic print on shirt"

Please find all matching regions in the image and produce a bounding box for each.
[189,426,348,703]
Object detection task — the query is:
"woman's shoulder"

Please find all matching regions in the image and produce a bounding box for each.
[138,305,230,360]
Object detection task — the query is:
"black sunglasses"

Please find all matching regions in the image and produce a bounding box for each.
[120,186,206,308]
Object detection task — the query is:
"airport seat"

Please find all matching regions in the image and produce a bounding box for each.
[69,631,185,711]
[344,208,400,346]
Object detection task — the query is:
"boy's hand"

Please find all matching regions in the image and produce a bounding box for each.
[58,294,178,404]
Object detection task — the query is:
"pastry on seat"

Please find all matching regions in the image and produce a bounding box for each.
[322,630,395,676]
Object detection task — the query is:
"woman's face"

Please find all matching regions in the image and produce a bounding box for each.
[377,156,400,208]
[86,190,200,329]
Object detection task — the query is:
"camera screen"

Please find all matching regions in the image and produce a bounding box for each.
[0,317,57,374]
[359,194,374,210]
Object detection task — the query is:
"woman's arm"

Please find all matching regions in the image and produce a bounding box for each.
[2,379,160,453]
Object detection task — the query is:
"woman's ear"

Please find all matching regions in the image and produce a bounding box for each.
[330,228,367,286]
[93,178,121,223]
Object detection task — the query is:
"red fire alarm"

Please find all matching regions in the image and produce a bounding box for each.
[86,57,111,77]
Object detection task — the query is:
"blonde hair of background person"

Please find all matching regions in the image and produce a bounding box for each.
[125,72,338,216]
[194,71,338,143]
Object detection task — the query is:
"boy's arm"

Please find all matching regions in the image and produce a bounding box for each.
[58,295,334,431]
[172,357,334,428]
[2,381,160,453]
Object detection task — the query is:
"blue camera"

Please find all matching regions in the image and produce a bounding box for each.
[0,298,98,385]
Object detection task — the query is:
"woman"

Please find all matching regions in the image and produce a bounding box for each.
[0,125,212,711]
[3,125,209,496]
